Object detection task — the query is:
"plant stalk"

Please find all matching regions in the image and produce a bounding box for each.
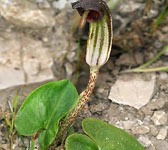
[50,67,99,149]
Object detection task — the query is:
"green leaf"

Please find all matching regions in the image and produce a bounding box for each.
[82,118,144,150]
[66,134,98,150]
[66,118,144,150]
[15,80,78,148]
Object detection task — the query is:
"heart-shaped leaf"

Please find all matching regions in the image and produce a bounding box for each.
[15,80,78,148]
[66,118,144,150]
[66,134,98,150]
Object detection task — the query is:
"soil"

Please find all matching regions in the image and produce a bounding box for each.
[0,0,168,150]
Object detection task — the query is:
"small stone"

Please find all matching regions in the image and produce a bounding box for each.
[121,120,135,130]
[138,135,151,147]
[107,60,114,71]
[116,52,143,66]
[90,101,109,113]
[150,125,159,136]
[154,40,162,48]
[160,72,168,80]
[52,0,67,9]
[36,0,51,9]
[147,9,159,18]
[151,111,167,126]
[42,37,49,42]
[0,0,55,28]
[156,128,167,140]
[150,137,168,150]
[145,98,165,113]
[131,125,150,135]
[106,103,120,117]
[66,52,76,62]
[161,26,168,33]
[119,1,143,13]
[108,74,156,109]
[65,62,73,77]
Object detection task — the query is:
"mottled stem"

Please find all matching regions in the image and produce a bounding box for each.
[50,67,99,149]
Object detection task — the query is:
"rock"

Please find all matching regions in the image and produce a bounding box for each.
[0,0,55,28]
[156,128,167,140]
[107,60,114,71]
[141,97,165,116]
[121,120,135,130]
[36,0,51,9]
[66,52,76,62]
[150,137,168,150]
[116,52,144,66]
[90,100,109,113]
[138,135,151,147]
[108,73,156,109]
[65,62,73,77]
[154,40,162,49]
[131,125,150,135]
[52,0,68,9]
[0,32,54,111]
[159,72,168,80]
[151,111,167,126]
[150,125,159,136]
[0,31,54,110]
[147,9,159,18]
[147,98,165,111]
[119,1,144,13]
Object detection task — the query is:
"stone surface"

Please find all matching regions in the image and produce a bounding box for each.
[65,62,73,77]
[0,0,55,28]
[121,120,135,130]
[116,52,144,66]
[157,128,167,140]
[150,125,159,136]
[138,135,151,147]
[90,100,109,113]
[0,31,54,90]
[52,0,67,9]
[108,74,156,109]
[160,72,168,80]
[131,125,150,135]
[151,111,167,126]
[150,137,168,150]
[0,31,54,110]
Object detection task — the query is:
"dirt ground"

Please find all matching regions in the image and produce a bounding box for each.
[0,0,168,150]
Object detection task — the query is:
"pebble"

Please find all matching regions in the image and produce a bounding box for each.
[66,52,76,62]
[108,74,156,109]
[154,40,162,49]
[151,111,167,126]
[156,128,167,140]
[65,62,73,77]
[150,125,159,136]
[90,101,109,113]
[52,0,67,9]
[131,125,150,135]
[138,135,151,147]
[160,72,168,80]
[147,9,159,18]
[116,52,143,66]
[121,120,135,130]
[36,0,51,9]
[150,137,168,150]
[0,0,55,28]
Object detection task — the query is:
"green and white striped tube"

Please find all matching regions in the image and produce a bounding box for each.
[86,12,113,68]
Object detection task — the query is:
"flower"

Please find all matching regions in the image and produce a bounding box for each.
[72,0,113,68]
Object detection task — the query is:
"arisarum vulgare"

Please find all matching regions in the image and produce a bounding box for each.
[51,0,113,148]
